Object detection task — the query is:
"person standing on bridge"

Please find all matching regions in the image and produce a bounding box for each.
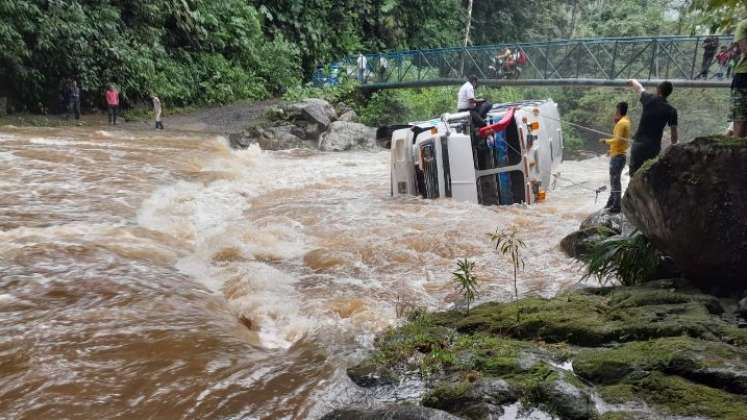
[697,35,719,79]
[729,20,747,137]
[627,79,678,175]
[599,102,630,213]
[357,53,367,83]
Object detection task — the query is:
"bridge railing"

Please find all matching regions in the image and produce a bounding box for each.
[317,35,733,87]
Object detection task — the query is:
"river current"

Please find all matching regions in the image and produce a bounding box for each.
[0,126,620,419]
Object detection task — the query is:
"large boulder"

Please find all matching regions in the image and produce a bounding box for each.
[622,137,747,292]
[338,110,358,122]
[283,98,338,130]
[229,125,312,151]
[319,121,377,152]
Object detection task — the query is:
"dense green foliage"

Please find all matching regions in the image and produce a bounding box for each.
[254,0,463,74]
[0,0,302,111]
[0,0,737,114]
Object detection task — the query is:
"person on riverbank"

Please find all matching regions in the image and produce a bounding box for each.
[729,20,747,137]
[152,95,163,129]
[599,101,630,213]
[627,79,678,175]
[105,84,119,125]
[69,81,81,121]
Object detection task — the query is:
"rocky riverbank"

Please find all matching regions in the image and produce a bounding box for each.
[324,136,747,419]
[228,98,381,152]
[326,280,747,420]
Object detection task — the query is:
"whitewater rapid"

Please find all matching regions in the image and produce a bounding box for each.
[0,126,624,418]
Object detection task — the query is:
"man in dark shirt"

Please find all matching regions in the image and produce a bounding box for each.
[627,79,679,175]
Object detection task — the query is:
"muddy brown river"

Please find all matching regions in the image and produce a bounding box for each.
[0,126,619,419]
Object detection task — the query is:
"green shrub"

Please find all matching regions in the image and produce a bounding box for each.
[583,231,660,286]
[357,91,409,126]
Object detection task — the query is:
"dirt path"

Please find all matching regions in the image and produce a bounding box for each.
[132,99,281,134]
[1,99,281,135]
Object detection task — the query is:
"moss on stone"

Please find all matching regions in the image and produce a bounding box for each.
[633,372,747,419]
[348,283,747,419]
[636,157,658,175]
[575,336,747,388]
[598,384,636,404]
[431,285,746,346]
[422,381,474,409]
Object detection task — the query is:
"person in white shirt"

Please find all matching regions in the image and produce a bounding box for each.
[457,75,478,111]
[378,56,388,81]
[457,75,490,127]
[357,53,367,83]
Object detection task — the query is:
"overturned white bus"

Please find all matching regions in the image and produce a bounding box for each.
[390,100,563,205]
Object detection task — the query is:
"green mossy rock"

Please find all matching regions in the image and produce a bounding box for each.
[422,378,516,419]
[622,136,747,292]
[343,282,747,420]
[574,336,747,393]
[432,283,744,347]
[600,372,747,420]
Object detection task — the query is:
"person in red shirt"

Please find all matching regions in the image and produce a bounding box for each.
[105,84,119,125]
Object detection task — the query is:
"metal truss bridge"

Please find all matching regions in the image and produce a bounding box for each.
[321,35,733,90]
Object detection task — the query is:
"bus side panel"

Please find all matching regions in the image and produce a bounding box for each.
[446,133,478,203]
[390,130,416,196]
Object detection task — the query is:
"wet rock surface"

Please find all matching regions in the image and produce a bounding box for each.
[622,136,747,293]
[560,209,627,259]
[321,404,462,420]
[282,98,338,130]
[336,281,747,420]
[229,98,377,151]
[319,121,377,151]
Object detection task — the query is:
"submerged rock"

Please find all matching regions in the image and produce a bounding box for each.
[319,121,377,151]
[622,136,747,293]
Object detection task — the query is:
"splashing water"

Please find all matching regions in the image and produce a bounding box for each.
[0,126,623,418]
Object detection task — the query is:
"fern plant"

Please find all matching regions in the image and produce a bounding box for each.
[452,259,479,314]
[491,227,526,302]
[583,231,659,286]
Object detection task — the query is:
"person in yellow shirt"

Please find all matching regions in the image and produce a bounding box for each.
[599,101,631,213]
